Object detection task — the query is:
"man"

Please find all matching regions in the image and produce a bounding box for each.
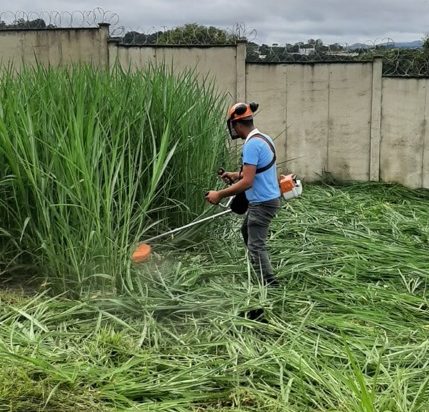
[206,102,281,286]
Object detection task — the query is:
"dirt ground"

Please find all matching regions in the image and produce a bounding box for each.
[0,271,41,296]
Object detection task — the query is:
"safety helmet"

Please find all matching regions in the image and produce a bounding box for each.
[226,102,259,139]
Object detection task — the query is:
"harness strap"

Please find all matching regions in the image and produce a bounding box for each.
[239,133,277,177]
[249,134,276,174]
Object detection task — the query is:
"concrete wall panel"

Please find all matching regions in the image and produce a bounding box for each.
[284,64,330,180]
[112,45,237,99]
[246,64,287,167]
[381,78,428,188]
[327,63,373,181]
[0,27,107,69]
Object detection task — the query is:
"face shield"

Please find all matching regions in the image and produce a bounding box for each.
[227,119,239,139]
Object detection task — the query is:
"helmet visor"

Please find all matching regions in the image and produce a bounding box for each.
[227,119,239,139]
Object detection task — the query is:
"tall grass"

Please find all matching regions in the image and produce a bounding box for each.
[0,64,229,295]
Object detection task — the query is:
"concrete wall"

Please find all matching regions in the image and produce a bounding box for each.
[0,24,109,69]
[381,78,429,188]
[0,25,428,188]
[108,40,245,101]
[247,62,376,182]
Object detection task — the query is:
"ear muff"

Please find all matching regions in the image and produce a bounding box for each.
[249,102,259,112]
[234,103,248,116]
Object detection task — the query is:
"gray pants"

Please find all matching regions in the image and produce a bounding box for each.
[241,198,280,284]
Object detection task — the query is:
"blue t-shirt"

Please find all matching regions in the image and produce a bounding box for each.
[242,131,280,203]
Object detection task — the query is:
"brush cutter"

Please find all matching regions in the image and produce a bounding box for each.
[131,199,233,263]
[131,168,233,263]
[131,168,303,263]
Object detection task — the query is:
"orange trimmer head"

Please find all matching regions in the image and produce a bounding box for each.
[131,243,152,263]
[131,204,233,264]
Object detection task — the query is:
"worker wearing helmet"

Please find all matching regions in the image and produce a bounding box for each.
[206,102,281,286]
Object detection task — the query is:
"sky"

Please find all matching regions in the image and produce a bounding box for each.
[2,0,429,46]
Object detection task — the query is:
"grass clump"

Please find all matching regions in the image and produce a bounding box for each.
[0,64,229,296]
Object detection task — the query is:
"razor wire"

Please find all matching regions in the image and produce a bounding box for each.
[110,22,257,45]
[246,37,429,77]
[360,47,429,77]
[0,10,254,44]
[0,8,119,29]
[245,37,397,63]
[246,41,361,63]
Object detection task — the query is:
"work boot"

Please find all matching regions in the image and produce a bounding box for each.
[239,307,267,322]
[263,273,279,287]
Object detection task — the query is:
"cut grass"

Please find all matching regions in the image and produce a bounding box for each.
[0,183,428,411]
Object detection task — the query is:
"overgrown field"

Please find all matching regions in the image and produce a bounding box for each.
[1,183,428,411]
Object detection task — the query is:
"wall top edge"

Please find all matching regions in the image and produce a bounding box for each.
[0,26,104,33]
[108,41,238,49]
[382,75,429,80]
[247,60,374,66]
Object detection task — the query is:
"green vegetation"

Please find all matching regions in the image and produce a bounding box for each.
[156,23,238,45]
[1,183,428,411]
[0,65,229,296]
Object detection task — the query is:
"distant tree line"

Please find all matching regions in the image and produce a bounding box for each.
[246,40,350,63]
[0,18,54,29]
[122,23,239,45]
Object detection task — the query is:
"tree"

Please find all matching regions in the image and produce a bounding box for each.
[123,30,163,45]
[423,34,429,53]
[315,39,324,48]
[156,23,238,45]
[0,18,47,29]
[330,43,343,52]
[246,42,260,61]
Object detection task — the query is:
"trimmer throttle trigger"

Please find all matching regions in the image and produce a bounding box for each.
[218,167,233,185]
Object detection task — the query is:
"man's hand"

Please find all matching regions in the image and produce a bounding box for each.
[207,165,255,204]
[205,190,222,205]
[220,171,240,184]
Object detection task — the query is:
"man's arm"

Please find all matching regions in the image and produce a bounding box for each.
[205,164,256,204]
[220,171,241,183]
[219,164,256,197]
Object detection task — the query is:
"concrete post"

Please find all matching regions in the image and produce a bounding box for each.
[370,57,383,181]
[98,23,110,69]
[423,79,429,188]
[232,39,247,154]
[235,39,247,102]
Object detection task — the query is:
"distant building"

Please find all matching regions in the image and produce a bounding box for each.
[298,46,316,55]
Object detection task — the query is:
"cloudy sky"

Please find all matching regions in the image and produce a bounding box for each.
[3,0,429,45]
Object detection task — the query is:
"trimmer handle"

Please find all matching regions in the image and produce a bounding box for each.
[218,167,233,185]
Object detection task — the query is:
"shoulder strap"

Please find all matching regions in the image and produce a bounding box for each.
[248,134,276,174]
